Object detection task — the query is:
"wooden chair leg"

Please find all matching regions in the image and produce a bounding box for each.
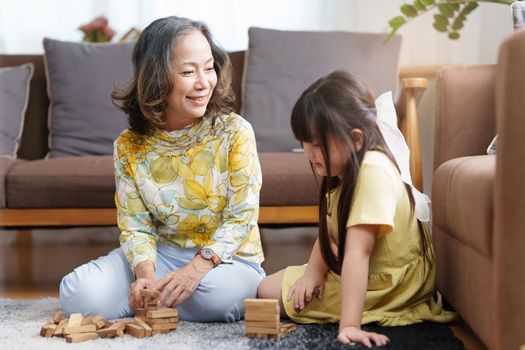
[16,230,33,283]
[397,77,428,192]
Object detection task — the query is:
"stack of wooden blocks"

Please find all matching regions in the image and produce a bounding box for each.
[130,289,178,337]
[39,289,178,343]
[244,298,296,339]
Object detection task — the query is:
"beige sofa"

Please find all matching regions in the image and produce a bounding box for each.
[432,30,525,350]
[0,48,425,229]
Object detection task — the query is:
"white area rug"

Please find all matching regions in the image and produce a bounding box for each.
[0,298,258,350]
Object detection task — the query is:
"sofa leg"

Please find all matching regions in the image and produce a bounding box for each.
[16,230,33,283]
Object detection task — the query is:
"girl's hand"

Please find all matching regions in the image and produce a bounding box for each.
[128,277,156,311]
[337,326,390,348]
[154,261,210,307]
[287,272,324,312]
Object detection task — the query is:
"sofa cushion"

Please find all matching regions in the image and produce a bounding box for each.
[432,155,495,257]
[6,156,115,208]
[43,39,134,158]
[0,158,21,209]
[5,152,318,209]
[259,152,317,206]
[0,63,33,157]
[242,28,402,152]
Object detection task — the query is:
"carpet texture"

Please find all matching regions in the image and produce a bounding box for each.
[0,298,464,350]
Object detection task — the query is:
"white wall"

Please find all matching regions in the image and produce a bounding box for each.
[0,0,514,64]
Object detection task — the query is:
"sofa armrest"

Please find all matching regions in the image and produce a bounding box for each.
[433,65,497,170]
[493,29,525,350]
[396,77,427,191]
[0,158,21,209]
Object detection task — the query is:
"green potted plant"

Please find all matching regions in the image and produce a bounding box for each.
[387,0,524,41]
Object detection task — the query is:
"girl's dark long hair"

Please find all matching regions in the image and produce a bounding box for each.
[112,16,234,135]
[291,70,432,275]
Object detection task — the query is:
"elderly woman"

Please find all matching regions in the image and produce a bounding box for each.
[59,16,265,322]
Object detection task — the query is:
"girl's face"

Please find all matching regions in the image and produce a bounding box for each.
[163,30,217,131]
[302,130,364,178]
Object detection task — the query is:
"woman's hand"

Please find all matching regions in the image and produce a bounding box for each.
[337,326,390,348]
[128,277,156,311]
[287,271,325,312]
[155,258,212,307]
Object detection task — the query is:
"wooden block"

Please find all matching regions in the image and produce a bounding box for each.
[92,314,106,329]
[150,322,177,331]
[111,318,134,324]
[53,319,68,337]
[169,317,178,323]
[244,313,281,325]
[134,308,147,317]
[140,289,160,299]
[147,298,159,306]
[40,323,57,337]
[146,305,159,311]
[53,310,64,324]
[146,307,178,319]
[246,332,271,339]
[125,323,146,338]
[64,324,97,335]
[245,313,280,322]
[67,313,83,328]
[244,299,279,310]
[133,317,152,337]
[279,323,296,337]
[245,326,279,335]
[66,332,99,343]
[137,315,169,325]
[97,320,126,338]
[81,315,94,326]
[246,319,279,329]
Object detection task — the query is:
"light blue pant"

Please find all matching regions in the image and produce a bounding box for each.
[59,244,265,322]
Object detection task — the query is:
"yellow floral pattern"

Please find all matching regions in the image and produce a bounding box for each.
[114,113,264,270]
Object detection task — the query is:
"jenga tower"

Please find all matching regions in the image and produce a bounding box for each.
[244,298,296,339]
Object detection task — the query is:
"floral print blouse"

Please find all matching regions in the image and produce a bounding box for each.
[113,113,264,271]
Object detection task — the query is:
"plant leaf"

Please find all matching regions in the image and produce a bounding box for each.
[448,31,460,39]
[413,0,425,11]
[433,21,448,32]
[401,4,418,17]
[388,16,407,29]
[463,2,479,15]
[451,19,464,30]
[438,4,454,17]
[434,14,449,26]
[420,0,435,5]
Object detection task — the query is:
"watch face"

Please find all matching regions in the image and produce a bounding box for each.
[200,248,214,259]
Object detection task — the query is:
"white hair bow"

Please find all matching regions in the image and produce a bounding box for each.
[375,91,430,223]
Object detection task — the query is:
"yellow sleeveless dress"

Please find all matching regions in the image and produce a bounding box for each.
[281,151,457,326]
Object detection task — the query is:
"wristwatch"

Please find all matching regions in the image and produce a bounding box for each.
[196,248,221,267]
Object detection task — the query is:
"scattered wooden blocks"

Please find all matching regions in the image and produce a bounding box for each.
[40,291,179,344]
[244,298,296,339]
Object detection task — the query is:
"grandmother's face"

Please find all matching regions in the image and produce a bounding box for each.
[164,30,217,130]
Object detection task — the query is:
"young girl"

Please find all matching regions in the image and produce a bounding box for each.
[257,71,456,348]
